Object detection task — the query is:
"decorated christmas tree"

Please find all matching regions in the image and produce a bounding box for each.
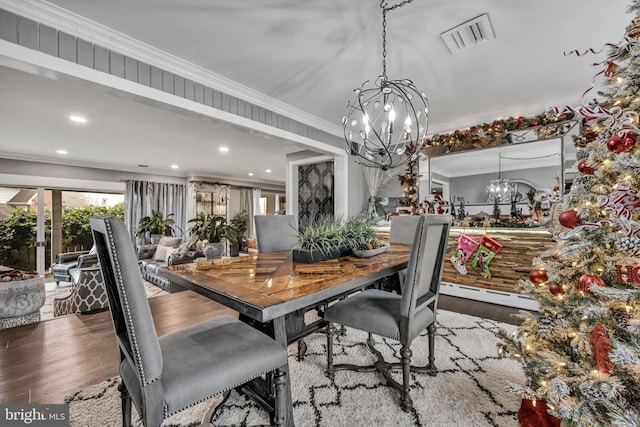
[398,145,420,212]
[499,4,640,426]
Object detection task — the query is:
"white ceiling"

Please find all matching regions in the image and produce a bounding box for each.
[0,0,632,185]
[0,65,307,184]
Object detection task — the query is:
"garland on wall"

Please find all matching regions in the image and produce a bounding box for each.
[396,112,578,211]
[425,111,576,149]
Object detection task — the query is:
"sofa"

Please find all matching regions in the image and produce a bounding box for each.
[52,247,98,284]
[137,236,204,293]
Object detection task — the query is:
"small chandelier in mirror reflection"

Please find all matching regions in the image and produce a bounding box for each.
[342,0,429,171]
[486,152,514,203]
[486,178,514,203]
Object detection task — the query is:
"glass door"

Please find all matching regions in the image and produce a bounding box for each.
[0,186,124,277]
[0,186,49,274]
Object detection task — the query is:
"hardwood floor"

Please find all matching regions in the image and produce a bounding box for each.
[0,290,530,405]
[0,291,237,404]
[439,295,529,325]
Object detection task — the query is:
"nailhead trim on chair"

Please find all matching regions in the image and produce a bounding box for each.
[405,217,426,318]
[105,218,153,385]
[162,362,287,418]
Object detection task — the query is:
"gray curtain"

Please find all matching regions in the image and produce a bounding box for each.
[240,188,260,238]
[125,180,187,245]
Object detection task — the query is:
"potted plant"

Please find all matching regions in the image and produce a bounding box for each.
[293,217,351,263]
[230,211,249,253]
[136,211,175,244]
[188,214,238,260]
[0,269,45,328]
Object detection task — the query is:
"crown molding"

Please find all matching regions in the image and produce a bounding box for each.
[0,0,343,137]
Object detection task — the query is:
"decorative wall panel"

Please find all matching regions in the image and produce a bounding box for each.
[298,161,334,229]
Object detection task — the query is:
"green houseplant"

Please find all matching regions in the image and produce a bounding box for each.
[135,211,175,243]
[230,211,249,253]
[294,217,376,263]
[188,214,238,259]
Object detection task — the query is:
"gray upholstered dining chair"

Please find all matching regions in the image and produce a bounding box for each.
[254,215,298,253]
[253,214,316,359]
[89,216,289,427]
[389,215,422,245]
[324,214,451,412]
[389,215,423,292]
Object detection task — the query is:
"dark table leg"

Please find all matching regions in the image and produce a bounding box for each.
[272,316,295,427]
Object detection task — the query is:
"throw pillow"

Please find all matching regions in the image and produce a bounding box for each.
[153,245,170,262]
[158,236,183,248]
[164,247,178,262]
[154,245,179,262]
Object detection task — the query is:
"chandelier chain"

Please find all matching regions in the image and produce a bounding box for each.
[380,0,415,79]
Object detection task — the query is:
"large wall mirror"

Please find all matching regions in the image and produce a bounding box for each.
[419,121,580,220]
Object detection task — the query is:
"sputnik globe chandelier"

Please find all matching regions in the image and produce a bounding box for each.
[342,0,430,171]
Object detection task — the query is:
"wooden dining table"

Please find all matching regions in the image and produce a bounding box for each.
[160,244,411,426]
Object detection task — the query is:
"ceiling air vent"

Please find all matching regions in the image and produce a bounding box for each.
[440,13,495,55]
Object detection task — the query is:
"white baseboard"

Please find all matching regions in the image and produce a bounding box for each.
[440,282,539,311]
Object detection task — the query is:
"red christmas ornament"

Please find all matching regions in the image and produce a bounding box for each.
[529,269,548,284]
[578,274,606,294]
[517,399,562,427]
[622,133,636,151]
[607,134,626,153]
[558,210,582,228]
[548,283,565,296]
[604,61,620,78]
[589,323,613,373]
[577,158,595,175]
[517,116,525,123]
[530,120,539,126]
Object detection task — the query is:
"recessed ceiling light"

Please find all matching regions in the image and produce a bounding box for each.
[171,164,179,169]
[219,147,229,153]
[69,115,87,124]
[56,149,68,155]
[265,169,272,173]
[248,172,254,176]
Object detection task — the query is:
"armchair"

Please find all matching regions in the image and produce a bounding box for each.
[53,267,108,317]
[52,247,98,285]
[90,216,290,427]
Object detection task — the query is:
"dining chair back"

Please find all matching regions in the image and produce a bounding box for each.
[389,215,423,292]
[390,215,422,244]
[255,215,298,253]
[324,214,451,412]
[90,216,289,427]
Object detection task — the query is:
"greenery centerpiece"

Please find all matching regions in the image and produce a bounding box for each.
[293,217,380,263]
[135,211,175,243]
[188,214,238,259]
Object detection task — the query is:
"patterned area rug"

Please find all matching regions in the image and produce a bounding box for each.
[65,310,523,427]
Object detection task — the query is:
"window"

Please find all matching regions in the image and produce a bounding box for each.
[258,197,267,215]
